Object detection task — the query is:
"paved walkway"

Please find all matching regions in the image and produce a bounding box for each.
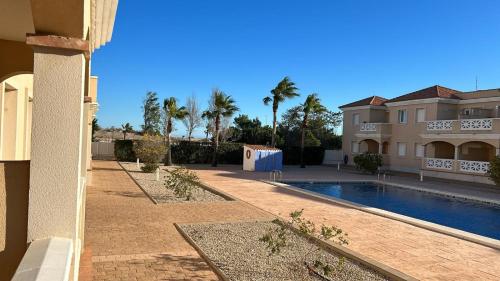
[190,165,500,281]
[82,161,272,281]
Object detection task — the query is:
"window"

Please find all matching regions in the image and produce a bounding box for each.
[398,110,407,124]
[415,144,425,158]
[351,141,359,153]
[397,142,407,157]
[352,113,360,126]
[416,108,426,123]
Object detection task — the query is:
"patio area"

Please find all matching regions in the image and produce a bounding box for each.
[82,161,500,280]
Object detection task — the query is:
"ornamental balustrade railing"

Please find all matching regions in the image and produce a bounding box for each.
[460,119,493,130]
[426,120,453,131]
[360,123,377,132]
[425,158,454,170]
[459,160,490,174]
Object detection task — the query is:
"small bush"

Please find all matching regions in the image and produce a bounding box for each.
[488,156,500,186]
[353,153,382,174]
[171,141,243,164]
[165,168,201,200]
[133,134,166,173]
[114,140,136,161]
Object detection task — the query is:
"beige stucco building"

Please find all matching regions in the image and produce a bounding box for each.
[341,85,500,184]
[0,0,117,280]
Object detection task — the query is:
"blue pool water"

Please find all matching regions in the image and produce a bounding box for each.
[288,182,500,240]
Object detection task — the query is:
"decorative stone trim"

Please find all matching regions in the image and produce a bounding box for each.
[459,160,490,174]
[425,158,453,170]
[426,120,453,131]
[460,119,493,130]
[360,123,377,131]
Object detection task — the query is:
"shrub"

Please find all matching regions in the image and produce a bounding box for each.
[353,153,382,174]
[165,168,200,200]
[133,134,166,173]
[114,140,136,161]
[260,209,348,278]
[488,156,500,186]
[171,141,243,164]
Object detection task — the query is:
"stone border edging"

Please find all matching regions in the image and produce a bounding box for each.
[174,223,231,281]
[174,220,416,281]
[265,180,500,251]
[117,161,158,204]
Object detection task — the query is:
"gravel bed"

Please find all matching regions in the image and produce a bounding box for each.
[180,221,388,281]
[120,162,225,203]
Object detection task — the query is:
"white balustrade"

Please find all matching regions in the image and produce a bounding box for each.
[425,158,454,170]
[459,160,490,174]
[460,119,493,130]
[426,120,453,131]
[360,123,377,132]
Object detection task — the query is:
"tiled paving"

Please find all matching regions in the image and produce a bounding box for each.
[82,161,273,281]
[190,164,500,281]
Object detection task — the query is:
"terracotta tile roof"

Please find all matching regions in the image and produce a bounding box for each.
[386,85,461,103]
[339,96,388,109]
[244,145,281,151]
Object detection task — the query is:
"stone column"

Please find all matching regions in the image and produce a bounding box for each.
[27,44,86,271]
[378,142,383,154]
[454,145,460,171]
[496,147,500,157]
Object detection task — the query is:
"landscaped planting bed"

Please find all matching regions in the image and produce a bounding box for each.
[179,221,388,281]
[119,162,225,203]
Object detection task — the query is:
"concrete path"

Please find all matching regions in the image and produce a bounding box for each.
[190,165,500,281]
[82,161,273,281]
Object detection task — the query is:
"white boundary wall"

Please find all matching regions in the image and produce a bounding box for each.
[323,149,343,165]
[91,142,115,160]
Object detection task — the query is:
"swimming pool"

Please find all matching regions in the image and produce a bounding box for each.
[287,181,500,240]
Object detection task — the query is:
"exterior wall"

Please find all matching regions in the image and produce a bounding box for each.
[0,161,29,281]
[243,147,255,171]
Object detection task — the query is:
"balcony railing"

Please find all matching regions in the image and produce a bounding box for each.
[358,123,392,135]
[424,158,490,175]
[426,118,499,132]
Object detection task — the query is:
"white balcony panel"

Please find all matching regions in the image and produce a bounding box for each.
[426,120,453,131]
[459,160,490,174]
[425,158,453,170]
[360,123,377,131]
[460,119,493,130]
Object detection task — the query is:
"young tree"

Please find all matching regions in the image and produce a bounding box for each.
[299,94,326,168]
[121,123,133,140]
[202,89,239,167]
[92,118,101,141]
[141,91,161,135]
[181,94,203,141]
[263,77,299,147]
[163,97,188,166]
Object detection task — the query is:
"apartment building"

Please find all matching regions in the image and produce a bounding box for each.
[340,85,500,184]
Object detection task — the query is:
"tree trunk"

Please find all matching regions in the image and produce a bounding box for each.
[212,115,220,167]
[271,109,277,147]
[300,126,306,168]
[123,132,126,140]
[188,130,192,142]
[165,118,173,166]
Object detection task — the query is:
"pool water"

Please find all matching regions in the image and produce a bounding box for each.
[288,182,500,240]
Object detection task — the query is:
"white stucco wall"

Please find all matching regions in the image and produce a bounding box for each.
[243,146,255,171]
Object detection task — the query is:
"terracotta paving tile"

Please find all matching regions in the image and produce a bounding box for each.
[189,164,500,281]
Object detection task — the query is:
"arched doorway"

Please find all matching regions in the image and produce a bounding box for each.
[359,139,380,154]
[458,141,496,162]
[0,73,33,160]
[425,141,455,159]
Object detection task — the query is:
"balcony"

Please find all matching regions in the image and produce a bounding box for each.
[358,123,392,135]
[424,158,490,174]
[425,118,500,133]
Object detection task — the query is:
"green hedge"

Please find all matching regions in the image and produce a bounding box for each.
[114,140,136,161]
[281,146,325,165]
[171,141,244,164]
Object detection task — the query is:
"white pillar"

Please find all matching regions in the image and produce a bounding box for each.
[496,148,500,157]
[378,142,383,154]
[454,145,459,160]
[28,47,86,262]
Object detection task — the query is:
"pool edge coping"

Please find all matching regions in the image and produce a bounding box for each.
[263,180,500,251]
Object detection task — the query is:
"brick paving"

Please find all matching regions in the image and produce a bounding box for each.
[190,164,500,281]
[82,161,273,281]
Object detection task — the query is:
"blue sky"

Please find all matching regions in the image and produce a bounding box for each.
[92,0,500,137]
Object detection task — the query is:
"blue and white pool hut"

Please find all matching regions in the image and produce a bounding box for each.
[243,145,283,172]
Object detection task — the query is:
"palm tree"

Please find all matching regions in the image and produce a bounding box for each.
[121,123,133,140]
[203,89,239,167]
[163,97,189,166]
[263,76,299,147]
[299,93,326,168]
